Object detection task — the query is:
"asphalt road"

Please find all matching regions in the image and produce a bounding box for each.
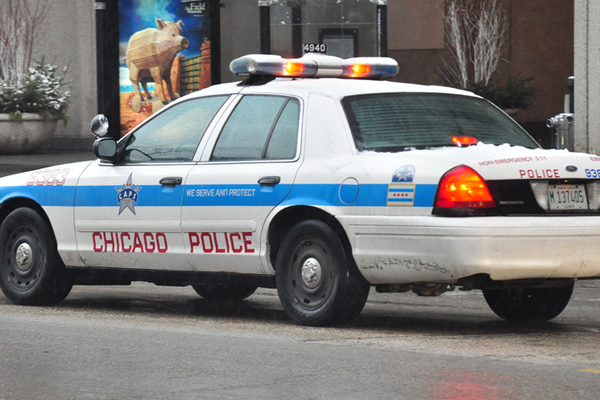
[1,281,599,400]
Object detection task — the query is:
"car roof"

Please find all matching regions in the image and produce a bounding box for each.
[190,78,481,101]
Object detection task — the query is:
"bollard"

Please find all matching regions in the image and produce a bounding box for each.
[547,113,574,150]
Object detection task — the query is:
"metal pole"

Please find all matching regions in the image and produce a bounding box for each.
[291,5,302,58]
[377,4,387,57]
[95,0,120,139]
[211,0,222,85]
[259,5,271,54]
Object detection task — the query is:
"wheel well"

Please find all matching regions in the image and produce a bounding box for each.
[267,206,353,269]
[0,198,56,241]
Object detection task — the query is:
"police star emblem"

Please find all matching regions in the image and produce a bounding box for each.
[116,173,142,215]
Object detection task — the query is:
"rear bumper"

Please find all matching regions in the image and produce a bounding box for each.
[340,215,600,284]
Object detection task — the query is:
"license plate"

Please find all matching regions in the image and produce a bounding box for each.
[548,184,588,210]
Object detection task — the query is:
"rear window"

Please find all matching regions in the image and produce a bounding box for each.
[342,93,539,152]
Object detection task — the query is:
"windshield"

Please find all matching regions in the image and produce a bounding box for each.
[342,93,540,152]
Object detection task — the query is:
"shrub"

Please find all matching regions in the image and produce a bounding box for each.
[0,60,70,124]
[468,77,536,110]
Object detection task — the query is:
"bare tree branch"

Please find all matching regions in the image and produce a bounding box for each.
[445,0,469,88]
[0,0,53,85]
[443,0,507,88]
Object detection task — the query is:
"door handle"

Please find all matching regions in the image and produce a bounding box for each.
[258,176,281,186]
[159,177,182,186]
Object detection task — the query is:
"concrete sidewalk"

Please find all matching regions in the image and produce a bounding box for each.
[0,150,94,177]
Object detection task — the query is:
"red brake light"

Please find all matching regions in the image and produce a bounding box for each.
[452,136,479,146]
[435,166,496,208]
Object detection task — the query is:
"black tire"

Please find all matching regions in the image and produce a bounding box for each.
[192,283,258,301]
[483,282,574,322]
[0,208,73,305]
[275,220,370,326]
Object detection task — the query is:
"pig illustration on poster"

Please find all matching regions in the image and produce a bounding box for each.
[125,18,189,113]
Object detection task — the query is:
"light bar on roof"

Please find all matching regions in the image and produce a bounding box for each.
[229,54,399,80]
[342,57,399,78]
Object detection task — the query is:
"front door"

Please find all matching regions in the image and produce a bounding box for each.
[75,95,231,270]
[74,163,193,270]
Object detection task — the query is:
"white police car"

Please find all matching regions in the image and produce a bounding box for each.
[1,54,600,326]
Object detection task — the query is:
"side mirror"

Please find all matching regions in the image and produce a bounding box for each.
[93,137,119,163]
[91,114,109,138]
[91,114,121,163]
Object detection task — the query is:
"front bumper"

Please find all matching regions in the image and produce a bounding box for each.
[341,215,600,284]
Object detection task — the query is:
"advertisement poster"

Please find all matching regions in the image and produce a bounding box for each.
[119,0,213,135]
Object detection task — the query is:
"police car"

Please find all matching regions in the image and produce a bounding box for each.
[1,54,600,326]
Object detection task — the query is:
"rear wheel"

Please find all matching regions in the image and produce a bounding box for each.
[0,208,73,305]
[275,220,370,326]
[192,283,257,301]
[483,282,574,322]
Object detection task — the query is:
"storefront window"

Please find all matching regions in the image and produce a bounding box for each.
[268,0,379,58]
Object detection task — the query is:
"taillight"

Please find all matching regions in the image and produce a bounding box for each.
[434,166,496,210]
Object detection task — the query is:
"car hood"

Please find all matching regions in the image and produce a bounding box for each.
[0,160,96,189]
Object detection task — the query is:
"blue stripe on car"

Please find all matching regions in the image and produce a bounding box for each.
[0,183,437,208]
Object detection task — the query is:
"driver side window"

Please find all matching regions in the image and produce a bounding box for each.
[124,96,228,162]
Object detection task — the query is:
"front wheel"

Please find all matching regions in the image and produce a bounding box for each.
[0,208,73,305]
[483,282,574,322]
[275,220,370,326]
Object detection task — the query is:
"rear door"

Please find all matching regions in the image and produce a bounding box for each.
[182,94,303,274]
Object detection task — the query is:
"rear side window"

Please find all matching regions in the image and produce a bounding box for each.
[342,93,539,152]
[211,95,300,161]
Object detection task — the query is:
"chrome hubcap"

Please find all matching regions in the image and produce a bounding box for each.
[301,257,322,289]
[15,243,33,271]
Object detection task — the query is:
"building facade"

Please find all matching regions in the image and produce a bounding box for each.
[574,0,600,154]
[34,0,576,149]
